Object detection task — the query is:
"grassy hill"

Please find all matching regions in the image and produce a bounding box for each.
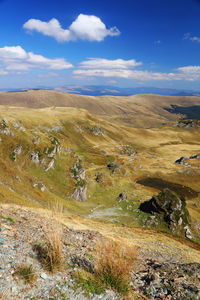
[0,105,199,244]
[1,89,200,127]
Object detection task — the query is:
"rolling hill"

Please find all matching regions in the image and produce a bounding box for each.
[0,89,200,127]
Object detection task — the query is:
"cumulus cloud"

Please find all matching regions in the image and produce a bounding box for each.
[23,14,120,42]
[78,58,142,69]
[73,58,200,81]
[0,45,73,72]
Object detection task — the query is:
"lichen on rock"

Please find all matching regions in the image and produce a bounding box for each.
[139,188,191,237]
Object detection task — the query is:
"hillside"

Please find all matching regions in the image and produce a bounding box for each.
[1,90,200,127]
[0,95,199,298]
[0,106,199,237]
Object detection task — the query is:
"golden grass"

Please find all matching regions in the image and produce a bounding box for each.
[15,264,37,284]
[94,239,139,295]
[35,201,64,272]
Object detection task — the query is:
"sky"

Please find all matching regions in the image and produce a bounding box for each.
[0,0,200,90]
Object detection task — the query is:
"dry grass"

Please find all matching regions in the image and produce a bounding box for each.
[15,264,37,284]
[94,239,139,295]
[35,201,64,272]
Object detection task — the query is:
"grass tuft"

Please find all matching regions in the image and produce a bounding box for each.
[73,239,138,297]
[15,264,37,284]
[34,201,64,272]
[94,239,138,295]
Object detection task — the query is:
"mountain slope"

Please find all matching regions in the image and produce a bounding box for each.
[0,90,200,127]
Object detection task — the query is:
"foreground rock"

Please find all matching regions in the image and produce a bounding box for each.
[0,205,199,300]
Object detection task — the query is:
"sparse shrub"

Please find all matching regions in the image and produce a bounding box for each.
[94,240,138,295]
[107,157,115,163]
[15,264,37,284]
[74,239,138,297]
[4,216,15,223]
[73,270,106,296]
[34,202,64,272]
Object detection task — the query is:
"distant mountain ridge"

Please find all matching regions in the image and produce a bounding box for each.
[1,85,200,97]
[55,85,200,97]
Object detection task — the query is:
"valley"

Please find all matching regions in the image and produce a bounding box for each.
[0,91,200,299]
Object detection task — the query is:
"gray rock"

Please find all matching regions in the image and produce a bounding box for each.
[184,225,193,239]
[116,191,128,202]
[33,137,40,145]
[175,156,188,165]
[45,159,54,171]
[72,186,87,202]
[91,125,103,136]
[19,126,26,132]
[14,145,22,155]
[40,273,48,280]
[30,152,40,164]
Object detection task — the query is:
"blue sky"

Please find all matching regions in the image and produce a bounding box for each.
[0,0,200,90]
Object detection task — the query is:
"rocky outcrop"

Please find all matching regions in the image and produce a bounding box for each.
[70,160,88,201]
[14,145,22,155]
[173,119,200,129]
[116,191,128,202]
[175,156,188,165]
[30,152,40,164]
[120,145,135,156]
[91,125,103,136]
[107,162,120,175]
[45,159,54,172]
[71,186,87,202]
[0,119,15,136]
[139,188,191,237]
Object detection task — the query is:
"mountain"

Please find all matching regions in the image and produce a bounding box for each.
[55,85,200,97]
[1,89,200,128]
[0,91,199,298]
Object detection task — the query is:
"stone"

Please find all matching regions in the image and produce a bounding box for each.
[40,273,48,280]
[33,137,40,145]
[40,184,46,192]
[116,191,128,202]
[30,152,40,164]
[184,225,193,239]
[71,186,87,202]
[91,125,103,136]
[45,159,54,171]
[175,157,188,165]
[14,145,22,155]
[107,162,120,174]
[136,165,142,169]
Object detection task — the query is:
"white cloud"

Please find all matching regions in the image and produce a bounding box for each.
[183,33,200,43]
[23,14,120,42]
[0,45,73,72]
[73,58,200,81]
[78,58,142,69]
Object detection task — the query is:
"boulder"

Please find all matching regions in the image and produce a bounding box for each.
[139,188,191,237]
[107,162,120,174]
[30,152,40,164]
[45,159,54,171]
[71,186,87,202]
[14,145,22,155]
[91,125,103,136]
[175,156,188,165]
[116,191,128,202]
